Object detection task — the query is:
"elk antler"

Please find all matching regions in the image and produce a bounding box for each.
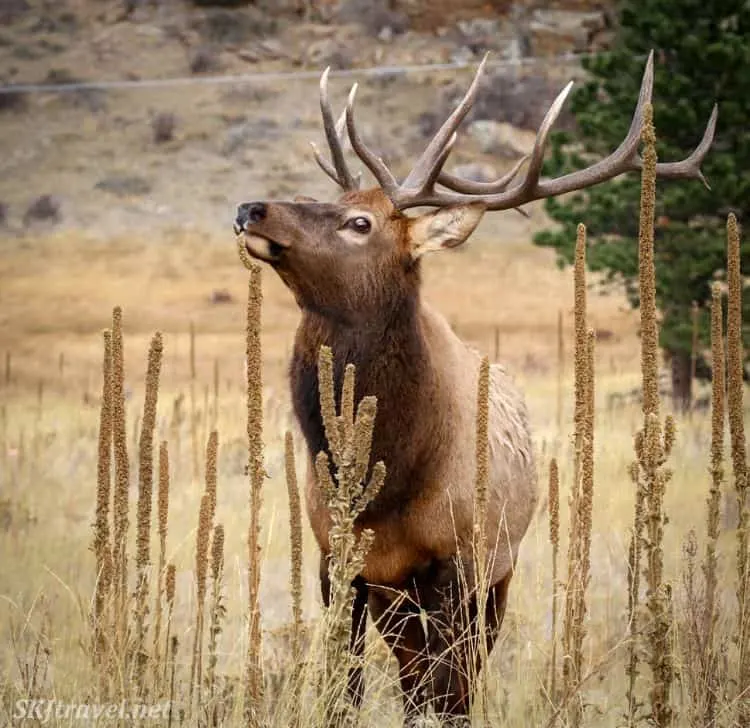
[310,67,361,191]
[344,51,718,211]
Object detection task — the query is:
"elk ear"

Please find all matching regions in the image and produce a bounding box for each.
[294,195,318,203]
[409,203,486,258]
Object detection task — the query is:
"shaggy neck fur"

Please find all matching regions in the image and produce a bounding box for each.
[290,285,451,522]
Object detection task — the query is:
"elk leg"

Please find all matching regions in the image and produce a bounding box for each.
[319,554,369,706]
[420,562,513,722]
[368,588,430,723]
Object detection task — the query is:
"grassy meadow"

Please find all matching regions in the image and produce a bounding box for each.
[0,191,747,726]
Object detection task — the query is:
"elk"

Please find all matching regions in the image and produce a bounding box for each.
[234,53,715,724]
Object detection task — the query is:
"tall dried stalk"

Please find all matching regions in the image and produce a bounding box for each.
[705,284,725,639]
[133,331,163,693]
[152,441,170,688]
[168,635,178,728]
[638,107,659,422]
[683,282,726,727]
[629,104,675,728]
[191,432,218,711]
[573,224,588,478]
[206,431,218,526]
[92,329,114,673]
[4,351,10,386]
[244,265,265,728]
[207,523,226,727]
[111,306,130,657]
[548,458,560,702]
[473,356,491,721]
[561,223,595,727]
[727,213,750,723]
[162,563,176,690]
[315,347,385,723]
[191,493,211,710]
[285,431,303,664]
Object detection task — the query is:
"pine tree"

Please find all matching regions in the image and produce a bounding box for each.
[534,0,750,410]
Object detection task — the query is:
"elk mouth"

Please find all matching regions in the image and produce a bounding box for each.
[235,229,288,263]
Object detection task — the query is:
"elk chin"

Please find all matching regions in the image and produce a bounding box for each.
[241,233,287,264]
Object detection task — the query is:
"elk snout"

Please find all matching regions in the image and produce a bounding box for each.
[234,202,267,234]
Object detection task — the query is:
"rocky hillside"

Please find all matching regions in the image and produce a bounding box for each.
[0,0,616,236]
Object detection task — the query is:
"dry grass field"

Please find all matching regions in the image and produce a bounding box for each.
[0,194,746,725]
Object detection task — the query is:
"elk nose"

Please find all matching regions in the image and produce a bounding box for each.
[235,202,267,233]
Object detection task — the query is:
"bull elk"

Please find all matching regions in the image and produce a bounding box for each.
[234,52,715,724]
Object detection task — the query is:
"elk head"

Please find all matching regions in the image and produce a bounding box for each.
[235,54,717,320]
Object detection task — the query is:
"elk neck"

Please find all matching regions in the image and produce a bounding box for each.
[290,283,451,521]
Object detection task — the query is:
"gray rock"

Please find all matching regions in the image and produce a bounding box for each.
[337,0,409,36]
[95,175,152,197]
[468,120,533,157]
[449,163,498,184]
[151,112,177,144]
[210,288,234,304]
[527,9,608,57]
[190,46,219,74]
[23,195,61,226]
[305,38,353,70]
[0,0,29,24]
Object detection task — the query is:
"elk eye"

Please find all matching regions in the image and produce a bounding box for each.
[345,216,372,234]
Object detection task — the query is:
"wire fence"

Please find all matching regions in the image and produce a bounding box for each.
[0,51,598,95]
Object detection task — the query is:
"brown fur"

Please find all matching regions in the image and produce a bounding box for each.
[236,188,537,720]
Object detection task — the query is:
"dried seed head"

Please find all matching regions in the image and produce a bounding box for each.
[726,213,746,487]
[166,563,176,605]
[317,345,341,461]
[710,283,725,490]
[94,329,114,588]
[638,104,659,418]
[111,306,130,601]
[136,332,163,573]
[211,524,225,582]
[285,431,303,657]
[353,396,378,486]
[196,494,211,604]
[205,430,218,525]
[573,223,588,462]
[474,356,491,569]
[158,441,170,544]
[548,458,560,550]
[341,363,356,448]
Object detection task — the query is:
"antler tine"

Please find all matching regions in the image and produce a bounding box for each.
[512,81,575,200]
[438,154,529,194]
[318,67,358,190]
[346,83,400,198]
[645,103,718,188]
[402,54,489,192]
[334,104,363,188]
[423,132,458,192]
[310,141,340,183]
